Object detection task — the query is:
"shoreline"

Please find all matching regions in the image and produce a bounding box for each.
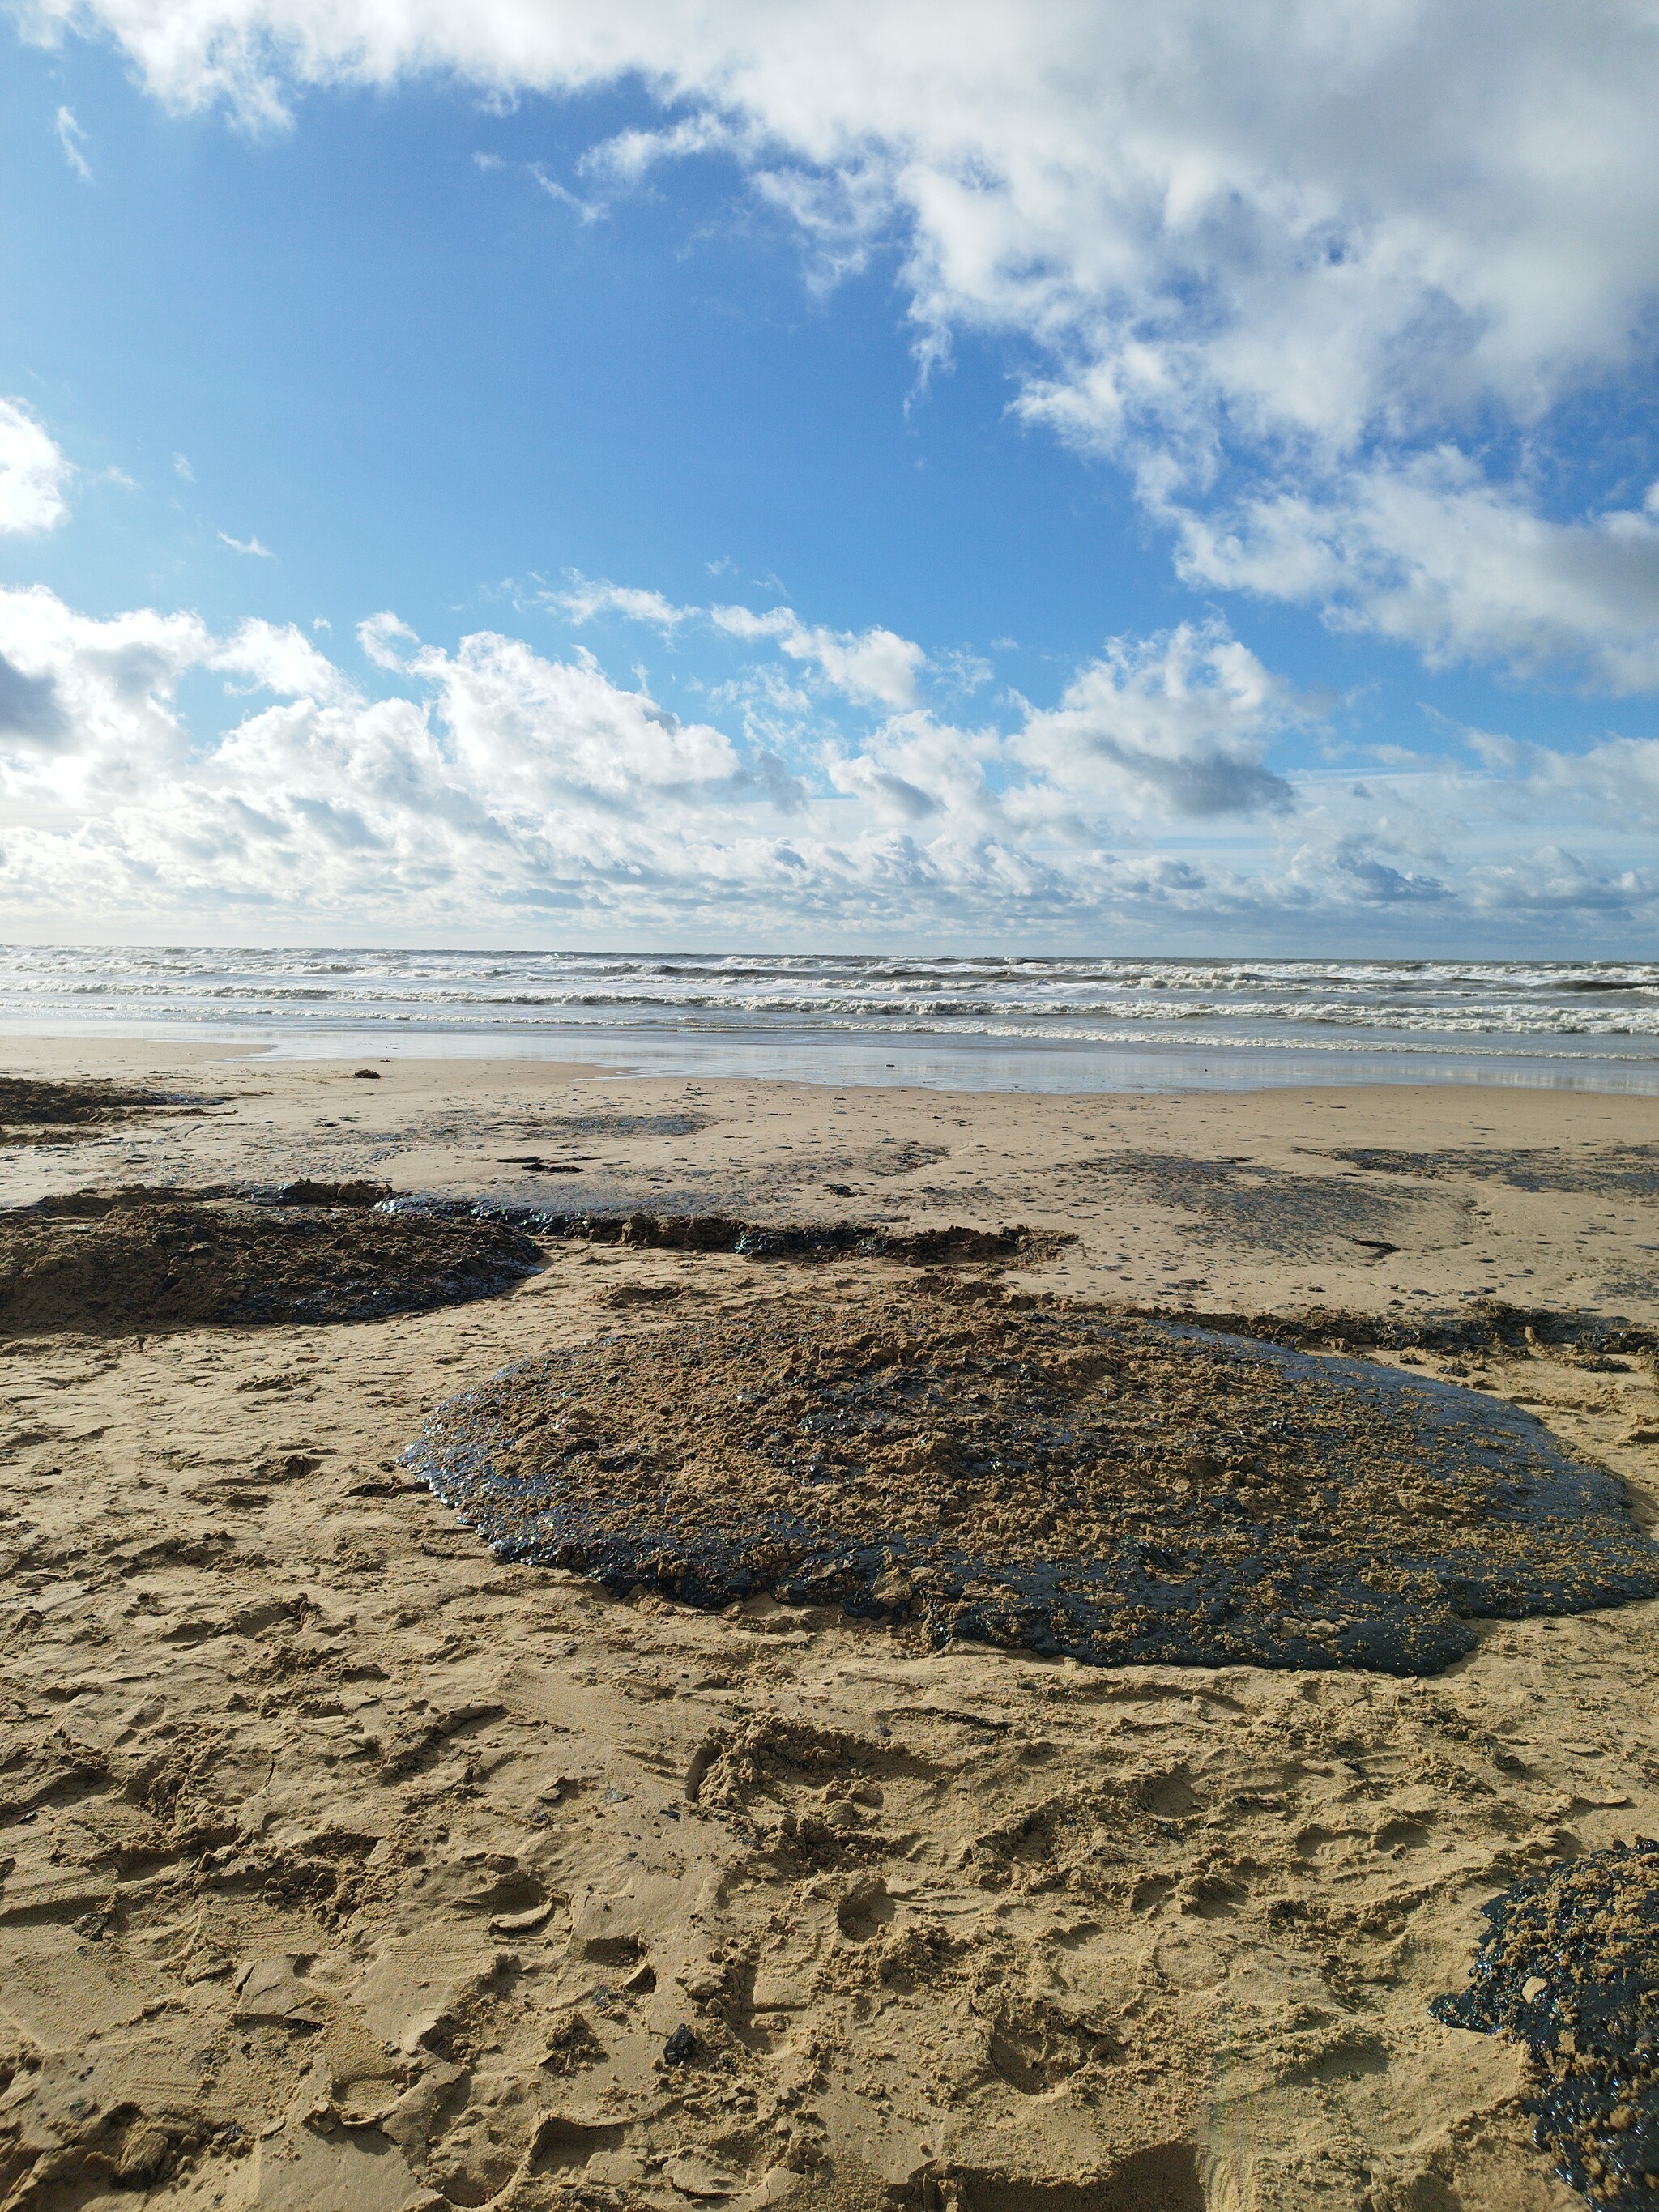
[4,1014,1659,1097]
[2,1037,1657,2208]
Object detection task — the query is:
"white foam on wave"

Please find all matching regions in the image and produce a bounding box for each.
[4,945,1659,1081]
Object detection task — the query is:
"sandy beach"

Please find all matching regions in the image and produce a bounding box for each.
[4,1038,1659,2212]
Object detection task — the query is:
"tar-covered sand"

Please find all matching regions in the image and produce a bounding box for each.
[4,1038,1659,2212]
[407,1285,1657,1677]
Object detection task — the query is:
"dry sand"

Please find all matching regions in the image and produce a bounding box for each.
[3,1037,1659,2212]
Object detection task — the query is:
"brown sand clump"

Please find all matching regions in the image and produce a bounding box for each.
[0,1190,541,1337]
[407,1276,1659,1676]
[0,1072,206,1144]
[268,1176,395,1207]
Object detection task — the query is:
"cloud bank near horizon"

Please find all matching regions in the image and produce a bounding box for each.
[2,573,1655,944]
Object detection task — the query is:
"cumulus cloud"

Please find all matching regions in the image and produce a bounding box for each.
[1464,727,1659,829]
[357,610,419,670]
[1013,624,1299,820]
[0,649,68,741]
[0,582,1302,931]
[1171,454,1659,693]
[1466,846,1656,915]
[19,0,1659,685]
[2,581,1654,937]
[211,616,357,703]
[0,399,70,535]
[710,604,924,709]
[0,588,207,808]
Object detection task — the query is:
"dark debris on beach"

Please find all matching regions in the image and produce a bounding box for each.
[1435,1842,1659,2208]
[0,1074,208,1145]
[1060,1146,1431,1256]
[1324,1142,1659,1200]
[0,1188,541,1337]
[382,1194,1072,1268]
[403,1276,1659,1677]
[1119,1295,1659,1366]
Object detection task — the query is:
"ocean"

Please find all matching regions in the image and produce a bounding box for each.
[2,945,1658,1093]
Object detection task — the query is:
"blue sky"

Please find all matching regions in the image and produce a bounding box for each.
[3,2,1659,951]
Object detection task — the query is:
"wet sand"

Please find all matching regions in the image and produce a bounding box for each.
[3,1037,1659,2211]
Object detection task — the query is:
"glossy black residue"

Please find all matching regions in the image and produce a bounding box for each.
[1435,1842,1659,2207]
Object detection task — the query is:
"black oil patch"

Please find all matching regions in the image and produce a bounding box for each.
[401,1286,1659,1677]
[1433,1842,1659,2207]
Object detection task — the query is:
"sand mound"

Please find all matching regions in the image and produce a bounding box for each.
[0,1073,203,1144]
[405,1278,1659,1675]
[0,1191,541,1336]
[1435,1839,1659,2206]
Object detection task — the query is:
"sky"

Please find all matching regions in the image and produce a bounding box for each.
[2,1,1659,954]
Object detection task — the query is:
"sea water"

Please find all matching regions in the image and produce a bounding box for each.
[2,944,1657,1093]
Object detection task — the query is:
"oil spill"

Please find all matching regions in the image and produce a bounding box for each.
[382,1196,1068,1266]
[0,1189,541,1337]
[402,1278,1659,1676]
[1060,1148,1429,1255]
[1434,1840,1659,2207]
[1324,1143,1659,1199]
[0,1074,208,1146]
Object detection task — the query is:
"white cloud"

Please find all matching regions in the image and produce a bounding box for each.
[554,574,927,707]
[211,616,359,704]
[357,609,419,669]
[219,529,274,557]
[527,161,603,221]
[710,604,924,708]
[1013,624,1300,820]
[0,587,207,792]
[3,581,1656,939]
[173,451,194,481]
[1463,727,1659,829]
[0,399,70,535]
[21,1,1659,684]
[54,104,92,181]
[557,575,694,630]
[1466,846,1656,915]
[579,111,735,186]
[1171,453,1659,693]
